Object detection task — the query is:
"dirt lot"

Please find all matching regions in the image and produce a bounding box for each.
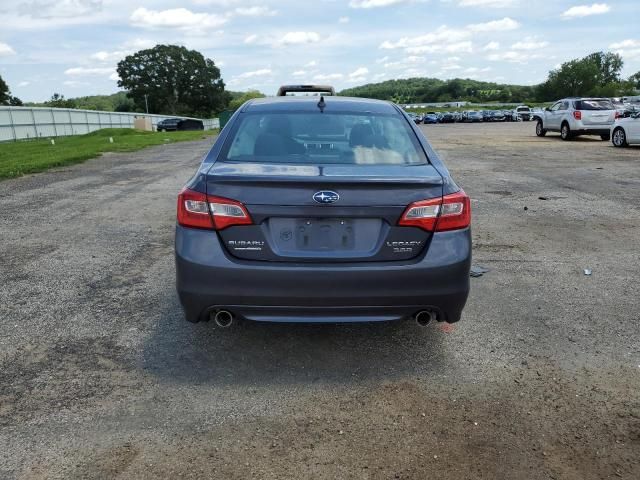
[1,122,639,479]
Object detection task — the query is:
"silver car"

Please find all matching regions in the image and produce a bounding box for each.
[536,98,616,141]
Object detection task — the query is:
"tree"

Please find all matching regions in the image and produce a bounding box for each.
[228,90,265,110]
[116,45,230,117]
[0,74,23,106]
[45,93,76,108]
[536,51,625,100]
[628,72,640,91]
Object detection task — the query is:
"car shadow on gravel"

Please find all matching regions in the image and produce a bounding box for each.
[140,296,448,386]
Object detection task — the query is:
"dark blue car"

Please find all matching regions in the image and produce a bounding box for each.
[175,92,471,328]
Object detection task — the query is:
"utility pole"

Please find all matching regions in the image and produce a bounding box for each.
[144,94,149,114]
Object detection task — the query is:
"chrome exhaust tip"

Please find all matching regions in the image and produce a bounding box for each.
[213,310,234,328]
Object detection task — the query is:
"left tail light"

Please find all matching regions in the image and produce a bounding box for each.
[177,188,252,230]
[398,190,471,232]
[573,111,582,120]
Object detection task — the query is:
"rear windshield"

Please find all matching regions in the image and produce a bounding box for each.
[575,99,614,111]
[221,112,428,165]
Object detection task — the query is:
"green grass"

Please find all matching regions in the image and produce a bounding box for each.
[0,128,216,180]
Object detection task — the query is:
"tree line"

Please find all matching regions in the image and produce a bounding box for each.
[340,52,639,104]
[3,47,638,115]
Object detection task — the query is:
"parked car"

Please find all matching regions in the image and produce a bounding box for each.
[490,110,506,122]
[422,113,439,124]
[611,112,640,147]
[157,118,181,132]
[407,112,422,124]
[535,98,616,141]
[157,118,204,132]
[465,111,483,123]
[175,91,471,327]
[503,110,520,122]
[178,119,204,131]
[440,112,456,123]
[481,110,492,122]
[515,105,532,121]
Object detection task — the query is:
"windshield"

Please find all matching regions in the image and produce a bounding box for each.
[575,99,614,110]
[221,111,428,165]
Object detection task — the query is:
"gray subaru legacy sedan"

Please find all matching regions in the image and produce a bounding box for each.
[175,91,471,327]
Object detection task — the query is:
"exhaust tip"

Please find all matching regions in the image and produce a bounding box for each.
[415,310,436,327]
[212,310,234,328]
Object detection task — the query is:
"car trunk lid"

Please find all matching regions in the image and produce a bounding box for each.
[206,161,443,262]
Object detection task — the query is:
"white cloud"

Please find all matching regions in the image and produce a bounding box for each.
[483,41,500,51]
[18,0,103,19]
[237,68,272,79]
[109,72,119,81]
[376,56,390,64]
[562,3,610,18]
[305,60,318,67]
[64,67,114,76]
[406,41,473,54]
[0,42,16,56]
[278,31,320,46]
[63,80,90,87]
[380,26,471,49]
[18,81,30,87]
[459,0,516,6]
[314,73,344,81]
[130,7,227,31]
[610,39,640,60]
[292,70,306,77]
[511,38,549,50]
[233,6,277,17]
[244,34,259,44]
[349,67,369,79]
[122,38,155,50]
[468,17,520,32]
[349,0,411,8]
[338,16,350,23]
[487,51,541,63]
[90,50,128,62]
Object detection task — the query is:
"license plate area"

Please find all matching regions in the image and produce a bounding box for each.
[266,217,383,257]
[295,218,355,251]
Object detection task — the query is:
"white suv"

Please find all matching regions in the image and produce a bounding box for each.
[535,98,617,141]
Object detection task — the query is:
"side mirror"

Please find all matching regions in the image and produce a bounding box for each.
[545,107,551,112]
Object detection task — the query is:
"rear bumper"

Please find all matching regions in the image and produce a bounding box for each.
[572,128,611,136]
[175,225,471,324]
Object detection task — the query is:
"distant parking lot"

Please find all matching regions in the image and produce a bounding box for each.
[1,122,639,479]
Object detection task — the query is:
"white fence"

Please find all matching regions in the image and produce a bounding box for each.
[0,106,220,142]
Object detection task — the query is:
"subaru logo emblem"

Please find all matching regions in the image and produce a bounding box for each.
[313,190,339,204]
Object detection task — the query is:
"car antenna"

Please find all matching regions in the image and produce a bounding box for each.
[317,95,326,113]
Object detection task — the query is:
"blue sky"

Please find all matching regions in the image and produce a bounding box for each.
[0,0,638,102]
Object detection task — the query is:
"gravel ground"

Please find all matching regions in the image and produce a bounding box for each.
[1,122,639,479]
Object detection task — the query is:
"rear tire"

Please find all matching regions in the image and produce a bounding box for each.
[536,120,547,137]
[561,122,572,141]
[612,128,628,148]
[600,134,610,141]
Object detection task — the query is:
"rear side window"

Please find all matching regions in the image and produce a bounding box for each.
[575,99,614,111]
[222,112,428,165]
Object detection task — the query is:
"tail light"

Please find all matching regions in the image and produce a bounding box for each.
[398,190,471,232]
[177,188,252,230]
[573,111,582,120]
[615,111,622,119]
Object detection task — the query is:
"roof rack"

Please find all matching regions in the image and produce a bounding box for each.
[276,84,336,96]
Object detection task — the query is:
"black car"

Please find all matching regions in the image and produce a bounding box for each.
[440,112,456,123]
[175,93,471,327]
[490,110,506,122]
[157,118,204,132]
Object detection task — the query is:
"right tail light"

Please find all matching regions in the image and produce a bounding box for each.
[398,190,471,232]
